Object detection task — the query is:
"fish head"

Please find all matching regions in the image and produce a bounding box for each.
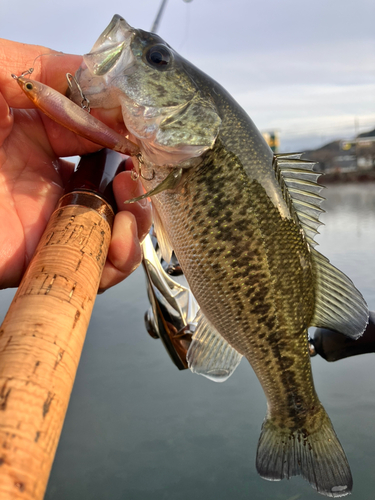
[71,15,221,166]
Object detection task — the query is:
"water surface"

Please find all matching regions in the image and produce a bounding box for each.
[0,182,374,500]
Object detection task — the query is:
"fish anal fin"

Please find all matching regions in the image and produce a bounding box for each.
[256,409,352,497]
[311,249,369,338]
[187,310,242,382]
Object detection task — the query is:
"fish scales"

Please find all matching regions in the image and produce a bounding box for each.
[70,15,368,497]
[147,138,319,430]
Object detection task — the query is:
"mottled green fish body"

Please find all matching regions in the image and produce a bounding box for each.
[144,139,350,497]
[72,15,369,497]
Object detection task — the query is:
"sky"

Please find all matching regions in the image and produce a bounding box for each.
[1,0,374,151]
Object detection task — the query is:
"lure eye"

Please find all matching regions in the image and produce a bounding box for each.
[145,45,171,69]
[25,82,33,91]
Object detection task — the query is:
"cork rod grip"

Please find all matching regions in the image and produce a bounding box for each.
[0,194,113,500]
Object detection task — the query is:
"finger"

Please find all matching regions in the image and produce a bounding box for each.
[113,171,153,242]
[0,38,82,108]
[99,211,142,291]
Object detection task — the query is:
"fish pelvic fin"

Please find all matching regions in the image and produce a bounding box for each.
[256,409,352,498]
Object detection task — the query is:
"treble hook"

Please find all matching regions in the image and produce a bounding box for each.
[66,73,91,112]
[135,153,155,181]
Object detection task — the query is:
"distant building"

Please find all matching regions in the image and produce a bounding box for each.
[356,128,375,170]
[302,141,356,172]
[262,131,280,153]
[302,128,375,173]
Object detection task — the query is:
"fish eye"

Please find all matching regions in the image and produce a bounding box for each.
[145,45,171,69]
[25,82,33,91]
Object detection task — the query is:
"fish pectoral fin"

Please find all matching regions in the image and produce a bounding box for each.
[187,310,242,382]
[256,408,352,497]
[152,205,174,265]
[311,248,369,338]
[125,168,183,204]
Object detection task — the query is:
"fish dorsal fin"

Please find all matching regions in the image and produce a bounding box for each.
[275,155,369,336]
[311,248,369,338]
[187,310,242,382]
[273,154,324,247]
[151,205,174,264]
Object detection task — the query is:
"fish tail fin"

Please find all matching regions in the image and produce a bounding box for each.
[256,409,352,497]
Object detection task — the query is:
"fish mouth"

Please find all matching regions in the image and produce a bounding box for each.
[69,15,136,107]
[83,14,135,77]
[67,15,138,149]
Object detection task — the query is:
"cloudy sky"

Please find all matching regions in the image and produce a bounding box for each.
[1,0,374,151]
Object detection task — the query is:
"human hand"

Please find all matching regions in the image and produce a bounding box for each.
[0,39,152,290]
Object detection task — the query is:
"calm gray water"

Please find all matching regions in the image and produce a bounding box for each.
[0,182,374,500]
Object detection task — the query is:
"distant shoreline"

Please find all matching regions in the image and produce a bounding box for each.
[318,169,375,184]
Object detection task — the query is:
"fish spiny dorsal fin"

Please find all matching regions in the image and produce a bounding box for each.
[273,153,325,247]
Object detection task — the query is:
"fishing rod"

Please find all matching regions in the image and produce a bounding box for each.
[0,149,124,500]
[151,0,169,33]
[151,0,193,33]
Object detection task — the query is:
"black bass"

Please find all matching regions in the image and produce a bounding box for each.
[70,15,369,497]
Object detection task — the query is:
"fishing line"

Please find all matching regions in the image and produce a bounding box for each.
[11,53,67,82]
[31,51,65,71]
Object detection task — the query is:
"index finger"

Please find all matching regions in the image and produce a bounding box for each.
[0,38,82,108]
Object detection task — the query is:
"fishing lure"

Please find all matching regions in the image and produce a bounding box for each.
[12,70,140,157]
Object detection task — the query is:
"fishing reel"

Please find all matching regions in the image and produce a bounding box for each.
[141,231,198,370]
[309,311,375,362]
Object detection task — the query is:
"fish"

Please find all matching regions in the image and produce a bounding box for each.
[69,15,369,497]
[13,73,140,157]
